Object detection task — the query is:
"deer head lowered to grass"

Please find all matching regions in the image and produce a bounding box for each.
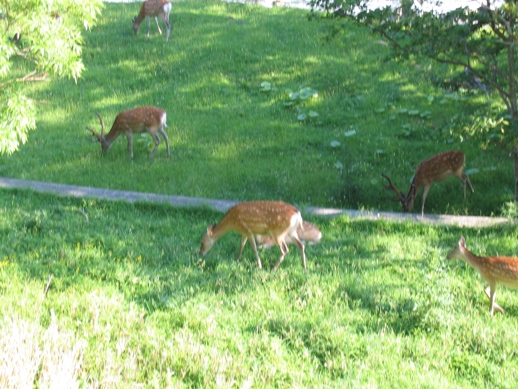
[86,106,170,159]
[132,0,172,41]
[199,201,307,271]
[382,150,474,217]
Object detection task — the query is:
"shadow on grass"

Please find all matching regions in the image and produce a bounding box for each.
[2,1,504,216]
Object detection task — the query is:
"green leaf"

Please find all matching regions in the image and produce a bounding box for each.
[260,81,272,91]
[298,87,318,100]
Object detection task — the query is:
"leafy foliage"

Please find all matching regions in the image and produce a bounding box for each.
[284,86,320,121]
[0,86,35,154]
[260,82,320,121]
[0,0,103,154]
[309,0,518,200]
[309,0,518,120]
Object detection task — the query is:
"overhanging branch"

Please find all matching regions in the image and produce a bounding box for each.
[0,70,48,88]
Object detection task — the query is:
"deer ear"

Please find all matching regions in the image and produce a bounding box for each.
[459,236,466,248]
[207,224,216,235]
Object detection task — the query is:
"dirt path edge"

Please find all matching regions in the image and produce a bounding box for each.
[0,177,510,228]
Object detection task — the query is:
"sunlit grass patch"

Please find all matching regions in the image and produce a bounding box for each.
[0,1,511,216]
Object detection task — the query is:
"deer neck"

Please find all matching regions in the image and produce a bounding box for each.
[210,219,235,241]
[403,183,417,211]
[95,127,119,153]
[453,247,486,270]
[103,127,122,145]
[134,11,146,25]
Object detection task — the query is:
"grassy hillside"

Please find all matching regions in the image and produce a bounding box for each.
[1,188,518,387]
[0,1,514,216]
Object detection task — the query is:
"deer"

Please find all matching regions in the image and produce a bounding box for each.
[447,236,518,317]
[382,150,474,217]
[132,0,172,41]
[255,220,322,250]
[86,106,170,159]
[199,201,307,271]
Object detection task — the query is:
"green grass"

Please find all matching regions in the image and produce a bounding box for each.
[2,2,518,387]
[1,188,518,388]
[1,1,514,216]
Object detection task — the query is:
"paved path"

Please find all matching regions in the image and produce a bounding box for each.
[0,177,510,228]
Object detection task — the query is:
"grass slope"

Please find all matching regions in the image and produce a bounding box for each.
[1,188,518,387]
[0,1,514,216]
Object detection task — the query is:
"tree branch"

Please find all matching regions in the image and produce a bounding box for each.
[0,70,48,88]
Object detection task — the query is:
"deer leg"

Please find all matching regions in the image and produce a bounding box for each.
[149,133,160,159]
[420,184,431,217]
[466,174,474,193]
[161,14,170,41]
[272,237,289,271]
[272,253,286,271]
[126,133,134,159]
[146,16,151,38]
[249,235,263,269]
[154,16,162,35]
[461,173,474,198]
[484,285,504,315]
[238,235,247,259]
[238,235,262,269]
[489,286,496,317]
[158,127,170,155]
[291,234,307,271]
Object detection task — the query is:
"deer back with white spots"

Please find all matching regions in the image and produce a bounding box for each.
[199,201,307,271]
[86,106,170,159]
[382,150,474,217]
[132,0,172,41]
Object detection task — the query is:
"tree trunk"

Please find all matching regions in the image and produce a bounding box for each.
[506,16,518,201]
[514,144,518,201]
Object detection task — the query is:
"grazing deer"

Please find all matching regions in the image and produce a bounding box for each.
[255,220,322,250]
[86,106,170,159]
[382,150,474,217]
[447,236,518,317]
[199,201,307,271]
[132,0,172,41]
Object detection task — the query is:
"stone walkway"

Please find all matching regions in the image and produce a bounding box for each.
[0,177,510,228]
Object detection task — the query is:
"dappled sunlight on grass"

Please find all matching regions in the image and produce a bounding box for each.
[0,1,512,217]
[0,190,518,386]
